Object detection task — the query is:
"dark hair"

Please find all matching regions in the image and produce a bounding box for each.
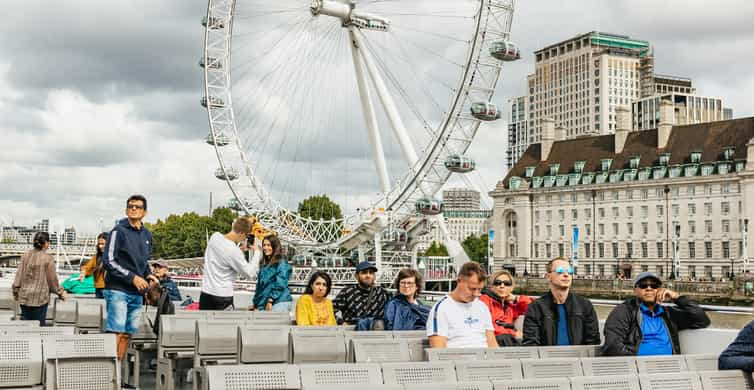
[127,194,148,210]
[96,232,109,257]
[546,257,568,273]
[392,268,424,298]
[458,261,486,281]
[33,232,50,250]
[259,235,283,267]
[304,271,332,296]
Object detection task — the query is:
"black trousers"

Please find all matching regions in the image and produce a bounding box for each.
[199,292,234,310]
[20,304,48,326]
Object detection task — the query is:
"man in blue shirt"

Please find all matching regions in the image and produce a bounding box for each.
[602,272,710,356]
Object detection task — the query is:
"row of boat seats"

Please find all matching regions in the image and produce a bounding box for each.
[0,324,76,337]
[0,333,119,390]
[426,345,601,361]
[159,311,292,350]
[200,362,754,390]
[51,297,106,331]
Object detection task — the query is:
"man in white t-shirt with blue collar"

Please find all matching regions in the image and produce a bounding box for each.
[427,261,498,348]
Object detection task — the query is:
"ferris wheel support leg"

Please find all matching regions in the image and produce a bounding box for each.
[351,28,419,168]
[435,214,471,271]
[374,232,383,278]
[349,28,391,194]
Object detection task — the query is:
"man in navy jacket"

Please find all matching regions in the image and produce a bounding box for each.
[103,194,158,362]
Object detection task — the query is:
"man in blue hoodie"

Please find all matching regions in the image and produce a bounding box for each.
[103,194,159,362]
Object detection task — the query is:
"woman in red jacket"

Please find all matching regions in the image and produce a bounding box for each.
[479,270,533,346]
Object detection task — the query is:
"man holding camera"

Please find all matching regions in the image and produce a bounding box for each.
[199,217,261,310]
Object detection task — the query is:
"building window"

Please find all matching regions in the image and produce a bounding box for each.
[586,224,592,235]
[558,243,564,257]
[612,207,619,218]
[689,221,696,234]
[627,190,634,200]
[559,210,565,221]
[672,204,679,218]
[641,222,648,235]
[641,206,648,219]
[688,185,696,196]
[689,265,696,278]
[656,205,664,216]
[613,191,620,200]
[656,265,664,277]
[534,245,540,258]
[721,202,730,215]
[546,210,552,222]
[705,241,713,258]
[598,208,605,218]
[598,224,605,236]
[657,222,664,234]
[688,242,696,259]
[571,209,578,219]
[626,242,633,258]
[612,223,619,235]
[688,204,696,215]
[612,242,619,258]
[641,189,648,200]
[546,244,552,258]
[559,225,565,236]
[535,211,540,222]
[571,193,577,203]
[705,220,713,234]
[585,208,592,219]
[535,225,540,237]
[656,188,664,198]
[705,184,713,195]
[657,242,664,258]
[722,220,730,234]
[722,183,731,193]
[723,241,730,258]
[546,225,552,237]
[627,207,634,217]
[599,243,605,258]
[599,192,605,201]
[704,202,712,216]
[585,243,591,258]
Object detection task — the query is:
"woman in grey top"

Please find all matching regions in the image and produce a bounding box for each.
[12,232,66,325]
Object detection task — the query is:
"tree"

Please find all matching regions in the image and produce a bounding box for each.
[298,194,343,221]
[462,234,489,269]
[423,241,449,256]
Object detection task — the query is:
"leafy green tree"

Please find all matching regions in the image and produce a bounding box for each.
[462,234,489,268]
[423,241,449,256]
[298,195,343,221]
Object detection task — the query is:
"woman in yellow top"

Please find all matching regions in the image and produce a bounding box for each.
[296,271,336,326]
[79,232,108,298]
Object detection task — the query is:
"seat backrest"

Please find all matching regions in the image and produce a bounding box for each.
[697,369,754,390]
[43,334,119,390]
[678,328,738,355]
[455,359,523,382]
[132,308,158,340]
[404,382,494,390]
[6,326,75,337]
[0,337,44,387]
[381,361,456,385]
[251,310,292,325]
[352,339,411,363]
[683,354,719,372]
[291,325,344,334]
[637,372,702,390]
[486,346,539,360]
[43,333,118,359]
[0,287,14,310]
[570,375,640,390]
[53,299,78,324]
[426,348,485,361]
[393,330,428,339]
[196,320,242,356]
[174,310,212,319]
[344,331,393,362]
[580,356,637,376]
[291,330,346,364]
[299,363,382,386]
[492,378,570,390]
[159,315,198,348]
[302,385,403,390]
[537,345,594,358]
[394,336,428,362]
[521,357,583,379]
[238,325,291,364]
[76,300,104,329]
[211,310,254,321]
[635,355,687,375]
[204,363,300,390]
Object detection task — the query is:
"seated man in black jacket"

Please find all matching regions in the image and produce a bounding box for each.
[602,271,710,356]
[523,257,600,346]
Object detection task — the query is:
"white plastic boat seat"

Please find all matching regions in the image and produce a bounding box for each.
[454,359,523,382]
[352,339,411,363]
[0,320,40,333]
[570,374,640,390]
[0,337,44,388]
[426,348,485,361]
[635,355,687,375]
[299,363,382,386]
[678,328,738,355]
[391,333,428,362]
[251,310,292,325]
[697,369,754,390]
[637,372,702,390]
[53,299,77,325]
[684,354,719,371]
[291,331,346,364]
[537,345,595,358]
[381,361,456,385]
[290,325,345,334]
[211,310,254,321]
[132,307,157,340]
[492,378,570,390]
[344,330,393,362]
[203,363,300,390]
[76,300,104,330]
[43,333,117,359]
[303,385,403,390]
[521,357,583,379]
[159,315,200,349]
[238,325,290,364]
[392,330,428,339]
[5,325,75,337]
[174,310,212,319]
[0,288,14,310]
[405,382,494,390]
[43,334,119,390]
[486,346,539,360]
[196,320,242,357]
[580,356,637,376]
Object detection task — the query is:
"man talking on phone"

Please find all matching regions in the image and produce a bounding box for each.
[199,216,261,310]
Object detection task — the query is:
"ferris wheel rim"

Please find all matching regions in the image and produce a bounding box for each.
[202,0,514,247]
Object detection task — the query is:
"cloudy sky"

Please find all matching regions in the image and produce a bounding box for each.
[1,0,753,235]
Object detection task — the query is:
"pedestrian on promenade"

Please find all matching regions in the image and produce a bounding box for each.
[252,235,292,312]
[12,232,66,325]
[200,216,261,310]
[427,261,497,348]
[602,272,710,356]
[79,232,108,298]
[479,270,533,346]
[384,268,430,331]
[102,194,159,361]
[333,261,390,330]
[523,257,600,346]
[296,270,336,326]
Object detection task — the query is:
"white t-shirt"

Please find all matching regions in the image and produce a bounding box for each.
[201,232,261,297]
[427,295,494,348]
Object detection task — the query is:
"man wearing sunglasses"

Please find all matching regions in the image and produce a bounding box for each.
[602,271,710,356]
[523,257,600,346]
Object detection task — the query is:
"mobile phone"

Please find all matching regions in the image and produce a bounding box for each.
[247,234,255,247]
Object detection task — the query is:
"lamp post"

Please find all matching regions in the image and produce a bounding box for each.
[743,219,749,274]
[672,223,680,280]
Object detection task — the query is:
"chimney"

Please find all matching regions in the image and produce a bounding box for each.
[615,105,631,154]
[541,118,555,161]
[747,138,754,172]
[658,99,675,149]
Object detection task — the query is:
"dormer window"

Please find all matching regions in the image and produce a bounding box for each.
[582,173,594,185]
[574,161,586,173]
[556,174,568,186]
[543,176,556,187]
[701,163,715,176]
[624,169,637,181]
[549,163,560,176]
[652,166,667,179]
[595,172,608,184]
[600,159,612,172]
[525,166,536,178]
[723,146,735,160]
[637,168,651,180]
[509,176,522,190]
[531,176,543,188]
[684,163,699,177]
[568,173,581,186]
[609,170,623,183]
[669,165,682,178]
[736,160,745,172]
[658,153,671,166]
[629,156,641,169]
[718,162,731,175]
[690,151,702,164]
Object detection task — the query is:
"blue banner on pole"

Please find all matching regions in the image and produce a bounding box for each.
[572,226,579,268]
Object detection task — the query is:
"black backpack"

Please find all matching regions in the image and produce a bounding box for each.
[146,285,175,335]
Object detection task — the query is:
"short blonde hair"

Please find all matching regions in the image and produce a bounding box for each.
[232,217,253,234]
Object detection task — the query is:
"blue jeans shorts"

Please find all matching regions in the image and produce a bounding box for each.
[103,289,143,334]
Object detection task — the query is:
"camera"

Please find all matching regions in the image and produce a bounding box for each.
[246,234,255,247]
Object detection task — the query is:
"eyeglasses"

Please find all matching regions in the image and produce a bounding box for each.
[636,282,660,290]
[399,281,416,287]
[553,266,574,275]
[127,204,145,210]
[493,279,513,287]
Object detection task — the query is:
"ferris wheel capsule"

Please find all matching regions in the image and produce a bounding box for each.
[490,40,520,61]
[199,56,222,69]
[444,154,476,173]
[206,132,231,146]
[227,198,243,211]
[382,228,408,244]
[201,96,225,109]
[215,167,239,181]
[470,102,501,121]
[202,16,225,29]
[416,197,443,216]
